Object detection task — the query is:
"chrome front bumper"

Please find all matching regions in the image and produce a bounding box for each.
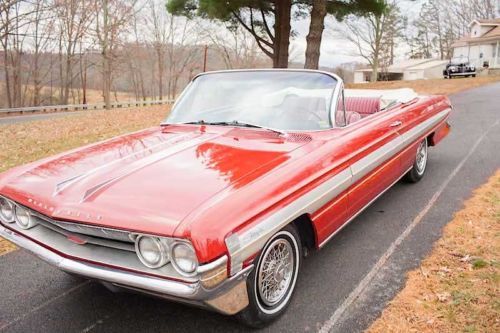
[0,225,253,315]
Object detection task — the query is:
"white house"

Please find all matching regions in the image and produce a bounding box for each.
[353,59,448,83]
[451,19,500,69]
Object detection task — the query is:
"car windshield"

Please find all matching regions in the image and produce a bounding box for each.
[165,71,338,131]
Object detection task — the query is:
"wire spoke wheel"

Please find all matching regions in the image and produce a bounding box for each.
[415,139,428,175]
[257,239,294,307]
[237,225,301,327]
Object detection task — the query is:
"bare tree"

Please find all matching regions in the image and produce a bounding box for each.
[144,0,172,100]
[125,13,149,100]
[406,0,496,61]
[203,23,266,69]
[165,16,200,99]
[27,0,55,105]
[339,2,403,82]
[448,0,496,38]
[94,0,136,109]
[54,0,94,105]
[0,0,31,107]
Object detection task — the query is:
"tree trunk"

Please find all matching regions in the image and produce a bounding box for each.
[63,44,72,104]
[158,57,164,100]
[3,42,13,108]
[304,0,327,69]
[273,0,292,68]
[102,0,111,109]
[33,54,41,106]
[370,59,379,82]
[370,16,382,82]
[81,54,87,105]
[103,53,111,109]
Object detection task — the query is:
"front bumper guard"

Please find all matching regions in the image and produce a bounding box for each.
[0,225,252,315]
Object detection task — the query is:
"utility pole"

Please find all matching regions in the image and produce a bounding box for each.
[82,53,87,105]
[203,45,208,72]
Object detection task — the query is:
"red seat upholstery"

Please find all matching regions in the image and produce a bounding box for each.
[344,97,380,115]
[335,110,362,126]
[346,111,361,124]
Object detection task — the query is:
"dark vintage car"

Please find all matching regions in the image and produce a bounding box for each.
[443,58,476,78]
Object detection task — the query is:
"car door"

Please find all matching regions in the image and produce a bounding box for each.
[341,104,405,220]
[313,91,405,243]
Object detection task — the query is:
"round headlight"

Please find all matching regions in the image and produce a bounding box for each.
[0,197,14,223]
[172,242,198,276]
[135,236,169,268]
[14,205,36,229]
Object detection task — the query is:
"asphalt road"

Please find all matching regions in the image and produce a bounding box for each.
[1,82,499,333]
[0,111,86,125]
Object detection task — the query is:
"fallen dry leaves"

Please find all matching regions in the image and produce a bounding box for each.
[0,83,137,106]
[0,105,169,173]
[347,76,500,95]
[0,105,170,255]
[367,170,500,333]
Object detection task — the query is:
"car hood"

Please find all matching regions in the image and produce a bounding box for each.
[0,125,312,236]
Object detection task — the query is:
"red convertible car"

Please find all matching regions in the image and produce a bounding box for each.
[0,70,451,327]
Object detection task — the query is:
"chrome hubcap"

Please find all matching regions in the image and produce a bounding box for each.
[258,239,294,306]
[415,140,427,174]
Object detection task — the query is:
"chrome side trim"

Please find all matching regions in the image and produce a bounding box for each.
[447,72,476,76]
[351,136,401,183]
[227,167,353,276]
[318,166,412,248]
[226,108,450,275]
[352,109,449,184]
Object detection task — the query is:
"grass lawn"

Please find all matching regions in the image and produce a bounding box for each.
[0,105,169,173]
[0,105,170,255]
[368,171,500,333]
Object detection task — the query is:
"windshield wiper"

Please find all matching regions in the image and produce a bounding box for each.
[227,120,287,136]
[171,120,287,136]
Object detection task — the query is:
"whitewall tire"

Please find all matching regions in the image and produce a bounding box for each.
[236,224,302,327]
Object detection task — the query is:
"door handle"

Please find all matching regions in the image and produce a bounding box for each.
[390,121,402,127]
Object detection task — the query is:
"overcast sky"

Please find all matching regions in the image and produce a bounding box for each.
[289,0,425,67]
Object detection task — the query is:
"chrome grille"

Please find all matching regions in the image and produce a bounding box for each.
[33,216,134,252]
[1,202,196,282]
[47,218,132,243]
[26,209,135,251]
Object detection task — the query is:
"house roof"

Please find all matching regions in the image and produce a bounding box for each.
[406,60,449,70]
[386,59,431,73]
[354,59,446,74]
[468,18,500,27]
[452,26,500,47]
[483,25,500,38]
[452,23,500,47]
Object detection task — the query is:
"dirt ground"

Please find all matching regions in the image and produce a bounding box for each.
[367,170,500,333]
[347,76,500,95]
